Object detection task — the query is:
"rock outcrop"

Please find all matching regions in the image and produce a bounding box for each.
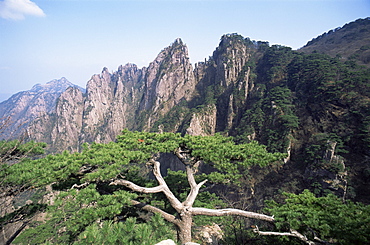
[4,36,258,151]
[0,78,81,140]
[186,105,217,136]
[27,64,145,151]
[139,38,196,130]
[27,38,205,150]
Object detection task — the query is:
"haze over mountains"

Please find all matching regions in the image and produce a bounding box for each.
[1,17,370,204]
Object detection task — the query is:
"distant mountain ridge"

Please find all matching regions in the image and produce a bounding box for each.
[0,77,84,139]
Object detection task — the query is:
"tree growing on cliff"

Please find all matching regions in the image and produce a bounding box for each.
[3,130,286,244]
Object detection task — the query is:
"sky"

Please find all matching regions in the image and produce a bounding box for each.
[0,0,369,101]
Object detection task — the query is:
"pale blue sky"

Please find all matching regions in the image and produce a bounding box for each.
[0,0,369,99]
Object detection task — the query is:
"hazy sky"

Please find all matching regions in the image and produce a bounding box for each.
[0,0,369,99]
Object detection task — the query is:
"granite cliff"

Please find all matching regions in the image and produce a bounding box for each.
[1,18,370,204]
[0,78,83,140]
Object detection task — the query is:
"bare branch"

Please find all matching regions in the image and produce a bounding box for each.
[186,163,198,189]
[190,207,275,222]
[147,159,167,187]
[253,225,316,245]
[183,178,207,207]
[175,147,206,207]
[174,147,187,162]
[147,159,183,211]
[71,182,90,190]
[111,158,184,212]
[130,200,180,226]
[110,179,164,193]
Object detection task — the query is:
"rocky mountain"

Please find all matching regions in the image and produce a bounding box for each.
[1,18,370,204]
[28,38,199,151]
[0,78,84,140]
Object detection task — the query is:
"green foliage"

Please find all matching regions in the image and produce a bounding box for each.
[302,134,347,176]
[0,140,46,163]
[236,43,370,168]
[265,189,370,244]
[116,130,285,184]
[237,84,297,153]
[14,184,137,244]
[257,44,295,85]
[221,216,270,245]
[3,131,284,244]
[74,214,175,245]
[2,130,284,190]
[288,52,370,153]
[178,133,285,184]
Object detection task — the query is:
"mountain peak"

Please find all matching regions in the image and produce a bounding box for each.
[0,77,81,140]
[174,37,183,45]
[30,77,75,93]
[167,38,187,52]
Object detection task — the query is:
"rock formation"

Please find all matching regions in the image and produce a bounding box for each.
[0,78,82,140]
[138,38,196,130]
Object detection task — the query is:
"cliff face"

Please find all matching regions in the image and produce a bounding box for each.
[28,64,145,151]
[29,86,84,152]
[210,34,255,131]
[185,104,217,136]
[10,36,257,150]
[148,34,257,135]
[138,38,196,130]
[52,87,85,152]
[0,78,81,140]
[27,38,201,150]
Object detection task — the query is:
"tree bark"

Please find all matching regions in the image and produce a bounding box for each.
[191,207,274,222]
[253,226,316,245]
[177,214,193,244]
[130,200,179,225]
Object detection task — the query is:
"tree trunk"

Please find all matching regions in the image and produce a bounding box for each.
[177,214,193,244]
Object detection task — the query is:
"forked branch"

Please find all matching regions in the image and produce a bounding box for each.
[110,158,183,212]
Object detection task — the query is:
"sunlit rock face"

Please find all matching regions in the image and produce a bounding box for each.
[0,77,79,140]
[81,64,145,144]
[8,37,257,151]
[138,38,197,130]
[51,86,85,152]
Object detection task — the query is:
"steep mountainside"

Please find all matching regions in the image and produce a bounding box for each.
[137,38,196,130]
[29,64,145,152]
[300,17,370,67]
[2,18,370,204]
[0,78,83,140]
